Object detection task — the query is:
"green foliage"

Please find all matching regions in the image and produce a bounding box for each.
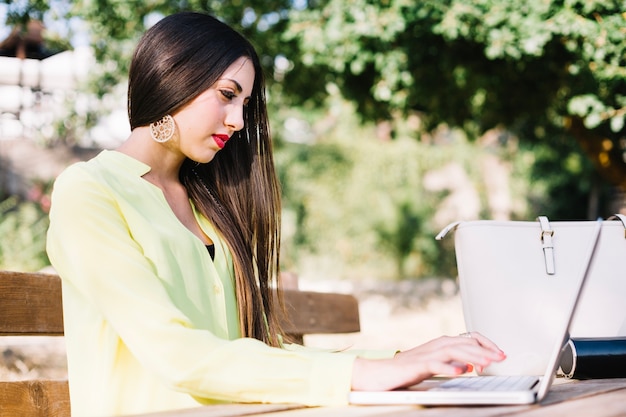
[274,100,536,280]
[525,134,614,220]
[0,197,50,272]
[287,0,625,133]
[1,0,50,25]
[285,0,626,188]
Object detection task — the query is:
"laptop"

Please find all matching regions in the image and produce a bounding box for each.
[349,220,603,406]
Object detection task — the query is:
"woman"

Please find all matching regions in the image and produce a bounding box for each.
[47,12,505,417]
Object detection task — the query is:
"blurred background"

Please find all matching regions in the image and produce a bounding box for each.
[0,0,625,376]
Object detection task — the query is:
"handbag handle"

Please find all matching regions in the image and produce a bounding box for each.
[537,216,556,275]
[434,221,461,240]
[607,214,626,238]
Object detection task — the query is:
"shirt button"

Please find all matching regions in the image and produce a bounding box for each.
[213,284,221,295]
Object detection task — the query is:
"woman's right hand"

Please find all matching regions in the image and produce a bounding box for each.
[351,332,506,391]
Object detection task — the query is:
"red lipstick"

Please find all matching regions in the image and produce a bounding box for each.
[212,134,230,149]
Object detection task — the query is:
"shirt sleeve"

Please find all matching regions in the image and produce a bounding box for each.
[283,342,398,359]
[46,165,358,406]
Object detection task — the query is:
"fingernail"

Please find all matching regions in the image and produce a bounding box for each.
[466,363,474,373]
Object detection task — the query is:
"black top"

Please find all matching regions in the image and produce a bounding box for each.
[206,244,215,260]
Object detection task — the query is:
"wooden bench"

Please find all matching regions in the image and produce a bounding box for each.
[0,270,360,417]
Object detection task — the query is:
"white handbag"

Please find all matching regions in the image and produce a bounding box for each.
[436,215,626,376]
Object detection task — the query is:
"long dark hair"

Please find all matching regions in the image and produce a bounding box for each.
[128,12,283,347]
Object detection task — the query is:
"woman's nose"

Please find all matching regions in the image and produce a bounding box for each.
[225,105,245,132]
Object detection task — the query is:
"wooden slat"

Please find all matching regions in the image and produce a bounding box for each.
[134,403,306,417]
[510,389,626,417]
[0,380,70,417]
[277,290,360,336]
[0,271,360,340]
[0,270,64,335]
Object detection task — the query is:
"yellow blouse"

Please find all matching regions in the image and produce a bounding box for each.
[47,150,394,417]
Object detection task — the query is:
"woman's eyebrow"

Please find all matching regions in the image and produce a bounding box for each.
[221,78,243,92]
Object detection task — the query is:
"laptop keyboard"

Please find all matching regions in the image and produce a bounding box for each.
[434,375,539,392]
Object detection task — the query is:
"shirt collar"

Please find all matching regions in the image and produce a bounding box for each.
[99,149,152,177]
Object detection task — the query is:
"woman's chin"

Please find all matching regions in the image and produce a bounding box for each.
[191,151,218,164]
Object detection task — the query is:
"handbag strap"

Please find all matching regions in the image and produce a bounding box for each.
[537,216,556,275]
[607,213,626,238]
[434,221,461,240]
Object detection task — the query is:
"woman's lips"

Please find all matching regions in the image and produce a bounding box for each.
[212,134,230,149]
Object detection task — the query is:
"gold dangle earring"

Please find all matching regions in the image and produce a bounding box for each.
[149,114,175,143]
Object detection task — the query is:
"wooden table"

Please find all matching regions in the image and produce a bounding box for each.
[137,378,626,417]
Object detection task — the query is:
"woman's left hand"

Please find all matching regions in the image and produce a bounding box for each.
[351,332,506,392]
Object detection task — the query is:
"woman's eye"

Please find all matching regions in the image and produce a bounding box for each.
[220,90,236,100]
